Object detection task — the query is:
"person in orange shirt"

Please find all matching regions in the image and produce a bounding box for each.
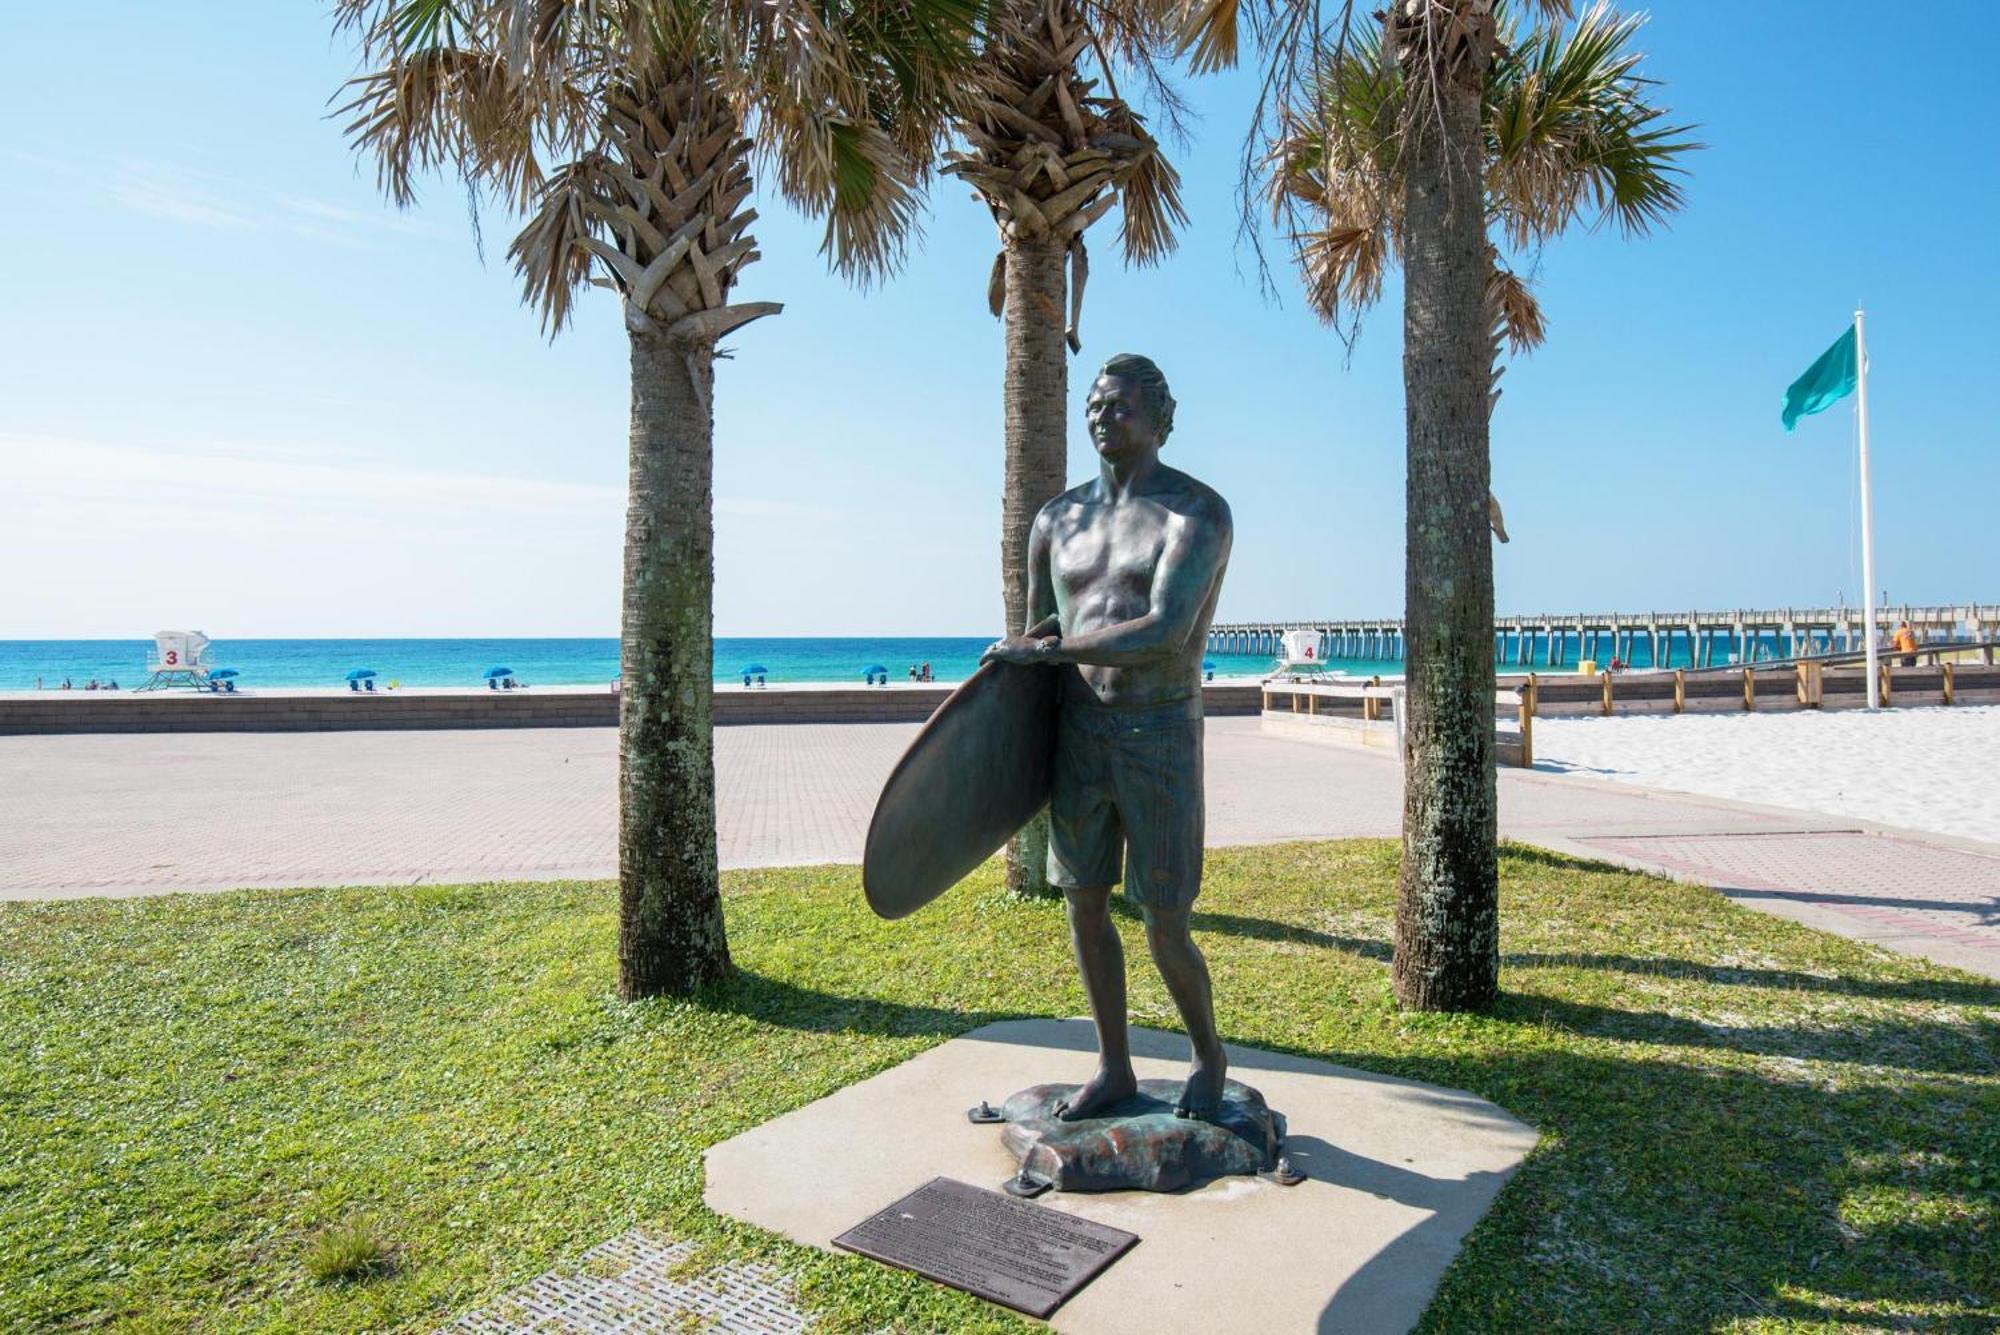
[1893,621,1919,667]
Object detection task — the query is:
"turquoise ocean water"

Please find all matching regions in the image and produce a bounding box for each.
[0,638,1291,690]
[0,629,1808,691]
[2,629,1806,691]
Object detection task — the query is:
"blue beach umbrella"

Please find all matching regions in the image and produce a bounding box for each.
[1202,660,1216,672]
[483,666,515,679]
[210,668,240,679]
[345,668,377,681]
[740,664,769,676]
[864,664,888,675]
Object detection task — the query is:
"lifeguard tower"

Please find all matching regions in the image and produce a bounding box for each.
[135,630,212,691]
[1270,628,1339,681]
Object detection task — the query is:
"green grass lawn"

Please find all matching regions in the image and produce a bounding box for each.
[2,842,1996,1332]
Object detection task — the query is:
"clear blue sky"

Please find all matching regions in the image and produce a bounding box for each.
[2,2,1994,638]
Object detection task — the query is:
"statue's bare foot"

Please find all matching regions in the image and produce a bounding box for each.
[1174,1048,1227,1121]
[1055,1065,1138,1121]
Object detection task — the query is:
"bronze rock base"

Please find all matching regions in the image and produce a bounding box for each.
[998,1078,1286,1193]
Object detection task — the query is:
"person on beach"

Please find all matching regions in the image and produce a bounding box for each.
[1894,621,1919,667]
[983,353,1233,1122]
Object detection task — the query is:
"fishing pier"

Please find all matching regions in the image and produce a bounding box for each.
[1208,603,2000,669]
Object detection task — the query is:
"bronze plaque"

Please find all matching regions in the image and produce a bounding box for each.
[832,1176,1137,1318]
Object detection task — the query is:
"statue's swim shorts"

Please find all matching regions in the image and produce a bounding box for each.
[1047,695,1204,909]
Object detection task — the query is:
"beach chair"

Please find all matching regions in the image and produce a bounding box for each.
[135,630,212,692]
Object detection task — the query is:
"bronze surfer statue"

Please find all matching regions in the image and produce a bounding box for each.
[981,352,1233,1121]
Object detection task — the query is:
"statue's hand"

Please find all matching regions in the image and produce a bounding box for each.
[982,636,1057,666]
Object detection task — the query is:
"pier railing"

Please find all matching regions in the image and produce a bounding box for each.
[1209,603,2000,670]
[1259,659,2000,767]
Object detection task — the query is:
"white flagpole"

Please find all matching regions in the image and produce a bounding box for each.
[1855,308,1879,709]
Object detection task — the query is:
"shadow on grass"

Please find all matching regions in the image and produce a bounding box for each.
[1190,909,1393,961]
[1502,951,2000,1006]
[1199,1029,2000,1331]
[703,969,1020,1040]
[1496,990,2000,1078]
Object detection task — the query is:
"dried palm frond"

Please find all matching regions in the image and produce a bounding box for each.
[337,0,982,340]
[945,0,1186,343]
[1485,257,1544,354]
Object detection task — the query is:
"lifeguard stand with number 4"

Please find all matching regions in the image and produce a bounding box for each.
[1272,629,1339,681]
[136,630,212,691]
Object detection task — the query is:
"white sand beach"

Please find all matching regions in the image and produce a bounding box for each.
[1532,704,2000,844]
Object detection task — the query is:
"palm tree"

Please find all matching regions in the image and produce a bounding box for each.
[1174,0,1691,1009]
[945,0,1185,897]
[336,0,978,997]
[1274,3,1693,372]
[1272,1,1693,1010]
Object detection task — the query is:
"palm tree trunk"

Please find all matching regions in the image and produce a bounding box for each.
[617,327,732,997]
[1392,2,1499,1013]
[1001,233,1069,899]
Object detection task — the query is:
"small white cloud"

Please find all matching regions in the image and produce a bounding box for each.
[714,496,840,520]
[91,161,446,246]
[272,193,441,238]
[0,433,621,531]
[110,166,260,230]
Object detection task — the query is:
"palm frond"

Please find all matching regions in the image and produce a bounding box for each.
[766,111,925,281]
[1093,98,1186,264]
[1176,0,1246,74]
[1277,0,1693,342]
[1485,259,1544,353]
[947,0,1185,269]
[1114,143,1186,264]
[1268,21,1401,324]
[1485,1,1697,248]
[508,150,621,332]
[336,0,980,333]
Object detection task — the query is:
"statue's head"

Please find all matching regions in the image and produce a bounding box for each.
[1088,353,1176,459]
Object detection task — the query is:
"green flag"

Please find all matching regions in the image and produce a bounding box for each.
[1781,325,1858,431]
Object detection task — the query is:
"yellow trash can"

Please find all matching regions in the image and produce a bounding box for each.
[1577,659,1597,675]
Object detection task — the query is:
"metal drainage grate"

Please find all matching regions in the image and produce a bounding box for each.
[442,1229,811,1334]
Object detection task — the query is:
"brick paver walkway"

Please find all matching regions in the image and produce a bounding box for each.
[1574,828,2000,977]
[4,719,1994,978]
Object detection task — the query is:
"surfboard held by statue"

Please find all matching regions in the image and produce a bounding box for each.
[862,661,1060,919]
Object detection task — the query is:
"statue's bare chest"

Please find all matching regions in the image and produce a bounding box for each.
[1050,503,1169,604]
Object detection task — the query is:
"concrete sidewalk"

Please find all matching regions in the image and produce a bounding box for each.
[3,719,1994,978]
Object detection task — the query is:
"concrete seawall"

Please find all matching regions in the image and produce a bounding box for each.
[0,683,1266,735]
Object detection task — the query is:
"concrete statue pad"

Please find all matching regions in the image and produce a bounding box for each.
[704,1018,1539,1333]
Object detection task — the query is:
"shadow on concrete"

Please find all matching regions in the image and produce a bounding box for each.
[1281,1134,1516,1335]
[1724,883,2000,928]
